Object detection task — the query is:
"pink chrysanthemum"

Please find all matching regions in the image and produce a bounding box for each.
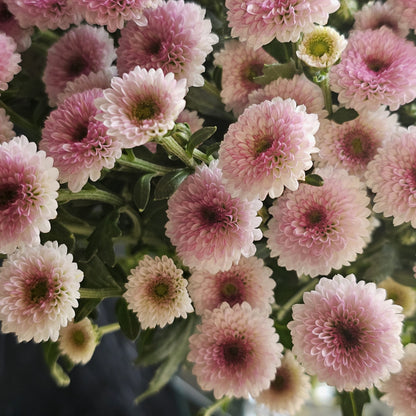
[214,40,276,116]
[0,241,84,343]
[117,0,218,88]
[0,0,32,52]
[95,66,186,149]
[225,0,340,49]
[43,25,116,106]
[366,126,416,228]
[56,67,117,105]
[165,161,262,273]
[389,0,416,31]
[315,107,400,180]
[218,98,319,201]
[288,274,404,391]
[0,32,20,92]
[0,107,15,143]
[353,1,409,38]
[380,343,416,416]
[256,351,311,416]
[265,167,372,277]
[4,0,81,30]
[0,136,59,254]
[176,109,204,134]
[187,302,283,399]
[74,0,161,33]
[330,27,416,112]
[124,255,193,329]
[40,88,122,193]
[188,256,275,316]
[248,73,327,120]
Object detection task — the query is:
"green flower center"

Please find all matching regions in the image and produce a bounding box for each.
[221,283,238,297]
[29,279,49,304]
[72,329,86,346]
[254,136,273,155]
[351,137,364,155]
[308,38,332,57]
[133,100,158,122]
[154,283,169,297]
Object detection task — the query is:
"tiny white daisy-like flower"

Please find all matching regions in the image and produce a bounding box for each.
[218,98,319,201]
[188,256,275,316]
[0,107,15,143]
[0,241,84,343]
[378,277,416,318]
[188,302,283,399]
[95,66,186,149]
[256,351,311,416]
[58,318,99,365]
[297,25,347,69]
[124,255,193,329]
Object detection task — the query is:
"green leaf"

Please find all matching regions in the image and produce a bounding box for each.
[79,255,122,290]
[186,126,217,156]
[362,243,398,283]
[339,390,370,416]
[74,298,101,322]
[134,315,196,404]
[262,39,291,62]
[330,107,359,124]
[304,174,324,187]
[154,169,192,200]
[116,298,140,340]
[253,61,297,86]
[133,173,155,212]
[40,220,75,251]
[42,341,70,387]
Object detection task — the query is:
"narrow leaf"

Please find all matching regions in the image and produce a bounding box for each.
[253,61,297,86]
[186,126,217,156]
[116,298,140,340]
[133,173,155,212]
[42,341,70,387]
[330,107,359,124]
[304,174,324,187]
[154,169,192,200]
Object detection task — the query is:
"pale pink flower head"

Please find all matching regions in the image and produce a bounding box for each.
[95,66,186,149]
[265,167,372,277]
[0,241,84,343]
[288,274,404,391]
[353,1,409,38]
[40,88,122,193]
[380,343,416,416]
[165,160,263,274]
[315,107,400,180]
[4,0,82,30]
[225,0,340,49]
[176,109,204,134]
[0,107,15,143]
[43,25,116,107]
[124,255,193,329]
[218,98,319,201]
[0,32,20,92]
[214,40,276,117]
[248,73,327,121]
[366,126,416,228]
[0,136,59,254]
[330,27,416,112]
[389,0,416,31]
[256,351,311,416]
[74,0,161,33]
[188,256,275,316]
[187,302,283,399]
[117,0,218,88]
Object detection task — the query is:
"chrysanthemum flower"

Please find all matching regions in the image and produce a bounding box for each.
[296,25,347,69]
[0,32,20,92]
[95,66,186,149]
[4,0,82,30]
[265,167,372,277]
[353,1,409,38]
[389,0,416,31]
[218,98,319,201]
[176,109,204,134]
[366,126,416,228]
[58,318,98,364]
[43,25,116,106]
[288,274,404,391]
[165,161,262,273]
[225,0,340,50]
[188,256,275,316]
[0,107,15,143]
[188,302,283,399]
[380,343,416,416]
[117,0,218,88]
[0,241,84,343]
[330,27,416,112]
[256,351,311,415]
[315,107,400,179]
[40,88,122,193]
[74,0,161,33]
[248,73,327,121]
[378,277,416,318]
[0,136,59,254]
[124,255,193,329]
[214,40,276,116]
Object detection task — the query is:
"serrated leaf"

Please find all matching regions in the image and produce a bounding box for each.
[116,298,140,340]
[133,173,155,212]
[253,61,297,86]
[186,126,217,156]
[330,107,359,124]
[42,341,70,387]
[154,169,192,200]
[304,174,324,187]
[79,255,122,290]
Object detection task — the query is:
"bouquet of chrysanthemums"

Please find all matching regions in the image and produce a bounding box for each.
[2,0,416,414]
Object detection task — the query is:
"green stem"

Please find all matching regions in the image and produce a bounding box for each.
[193,148,214,164]
[350,391,358,416]
[318,75,333,116]
[79,287,124,299]
[99,322,120,336]
[57,188,124,206]
[202,397,231,416]
[117,153,174,175]
[157,135,196,168]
